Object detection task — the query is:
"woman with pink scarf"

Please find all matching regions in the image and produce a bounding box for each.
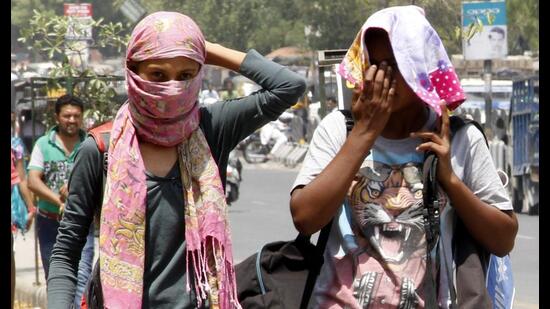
[47,11,305,308]
[290,6,517,308]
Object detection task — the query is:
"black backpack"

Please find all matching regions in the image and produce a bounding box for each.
[234,111,356,309]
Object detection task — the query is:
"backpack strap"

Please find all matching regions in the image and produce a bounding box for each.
[444,115,491,308]
[88,120,113,175]
[299,220,332,309]
[88,120,113,152]
[449,116,489,148]
[339,109,354,135]
[300,110,354,308]
[87,120,113,227]
[422,151,441,308]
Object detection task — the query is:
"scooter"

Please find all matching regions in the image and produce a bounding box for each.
[225,149,242,205]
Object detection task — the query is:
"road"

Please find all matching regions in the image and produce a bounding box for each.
[229,163,539,308]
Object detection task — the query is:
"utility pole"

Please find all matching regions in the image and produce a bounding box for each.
[483,59,493,137]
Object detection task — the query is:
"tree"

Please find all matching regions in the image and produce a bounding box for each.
[12,0,130,58]
[14,0,536,60]
[300,0,372,50]
[18,10,129,128]
[507,0,538,54]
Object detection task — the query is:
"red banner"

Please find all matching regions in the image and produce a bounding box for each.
[64,3,92,17]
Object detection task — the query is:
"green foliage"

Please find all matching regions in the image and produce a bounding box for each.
[299,0,371,50]
[507,0,538,54]
[13,0,538,63]
[18,10,129,127]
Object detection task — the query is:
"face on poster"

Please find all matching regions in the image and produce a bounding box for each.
[462,1,508,60]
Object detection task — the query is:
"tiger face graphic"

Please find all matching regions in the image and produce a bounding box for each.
[349,160,426,265]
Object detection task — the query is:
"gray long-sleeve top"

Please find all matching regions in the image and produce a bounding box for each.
[47,49,306,308]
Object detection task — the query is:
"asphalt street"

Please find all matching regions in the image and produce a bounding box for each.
[229,162,539,308]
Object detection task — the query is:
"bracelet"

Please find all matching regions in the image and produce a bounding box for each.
[28,206,37,214]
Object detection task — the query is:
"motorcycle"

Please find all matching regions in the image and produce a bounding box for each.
[239,131,272,164]
[240,117,293,164]
[226,149,242,205]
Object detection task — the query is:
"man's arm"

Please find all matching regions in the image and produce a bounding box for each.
[27,170,64,210]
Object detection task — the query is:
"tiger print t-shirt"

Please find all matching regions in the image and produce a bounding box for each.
[292,109,512,308]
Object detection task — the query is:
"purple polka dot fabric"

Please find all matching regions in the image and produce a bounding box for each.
[338,5,466,115]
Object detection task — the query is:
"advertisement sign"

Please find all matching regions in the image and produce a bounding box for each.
[64,3,92,17]
[64,3,93,40]
[64,3,93,69]
[462,1,507,60]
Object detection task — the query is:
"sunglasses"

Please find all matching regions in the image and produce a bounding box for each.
[358,161,422,185]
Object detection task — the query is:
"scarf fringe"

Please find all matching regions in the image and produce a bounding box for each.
[186,235,241,309]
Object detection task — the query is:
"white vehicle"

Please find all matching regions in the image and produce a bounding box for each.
[454,78,513,127]
[26,62,58,77]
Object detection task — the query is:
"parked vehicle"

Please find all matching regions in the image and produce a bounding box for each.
[509,76,539,215]
[226,149,242,205]
[240,116,293,164]
[240,130,272,164]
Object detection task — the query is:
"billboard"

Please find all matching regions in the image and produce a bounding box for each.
[462,1,508,60]
[64,3,93,69]
[64,3,93,40]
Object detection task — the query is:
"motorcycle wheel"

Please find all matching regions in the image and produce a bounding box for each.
[243,140,269,164]
[226,183,239,205]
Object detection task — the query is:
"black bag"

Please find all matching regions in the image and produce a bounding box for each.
[235,224,331,309]
[82,260,103,309]
[423,116,493,309]
[449,116,493,308]
[235,110,354,309]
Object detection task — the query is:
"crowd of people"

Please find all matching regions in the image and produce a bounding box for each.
[11,5,517,309]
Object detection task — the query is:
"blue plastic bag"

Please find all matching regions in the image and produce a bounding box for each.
[486,254,515,309]
[11,185,28,234]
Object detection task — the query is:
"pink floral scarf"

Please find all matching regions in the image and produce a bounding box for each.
[98,12,239,308]
[338,5,466,115]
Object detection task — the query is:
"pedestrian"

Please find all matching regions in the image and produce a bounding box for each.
[27,94,95,309]
[11,142,36,309]
[325,96,338,113]
[220,78,238,100]
[11,149,18,309]
[200,80,221,105]
[47,11,306,308]
[11,109,36,227]
[260,116,290,157]
[289,6,517,308]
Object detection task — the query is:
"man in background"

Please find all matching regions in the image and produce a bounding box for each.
[27,94,95,309]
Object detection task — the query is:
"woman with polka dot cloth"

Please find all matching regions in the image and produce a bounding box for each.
[290,5,517,308]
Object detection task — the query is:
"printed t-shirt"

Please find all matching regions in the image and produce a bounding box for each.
[28,126,85,214]
[292,110,512,308]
